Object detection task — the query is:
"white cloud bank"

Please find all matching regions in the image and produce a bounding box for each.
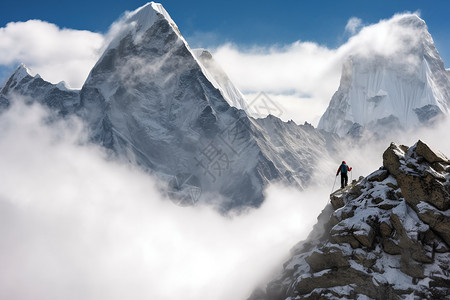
[1,97,448,300]
[212,42,341,125]
[0,100,329,300]
[0,20,104,88]
[0,10,448,299]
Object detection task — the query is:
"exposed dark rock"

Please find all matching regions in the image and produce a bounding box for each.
[379,221,393,237]
[416,201,450,246]
[400,254,425,278]
[330,230,360,248]
[305,248,350,272]
[416,140,449,164]
[382,238,401,255]
[353,226,375,247]
[330,192,345,210]
[383,142,450,211]
[367,169,389,182]
[295,268,371,295]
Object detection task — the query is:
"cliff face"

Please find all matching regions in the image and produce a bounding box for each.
[252,140,450,300]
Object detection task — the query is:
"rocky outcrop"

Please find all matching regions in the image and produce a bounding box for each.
[250,141,450,300]
[383,140,450,211]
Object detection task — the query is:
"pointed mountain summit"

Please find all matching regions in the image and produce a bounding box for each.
[79,2,338,209]
[80,2,264,209]
[318,14,450,137]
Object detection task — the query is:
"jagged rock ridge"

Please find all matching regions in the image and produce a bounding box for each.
[251,140,450,299]
[0,64,79,115]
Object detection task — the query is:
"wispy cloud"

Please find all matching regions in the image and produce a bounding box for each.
[345,17,363,35]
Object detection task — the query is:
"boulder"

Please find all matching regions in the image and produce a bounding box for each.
[390,211,434,263]
[415,140,449,164]
[416,202,450,246]
[378,203,399,210]
[352,250,377,268]
[382,143,405,176]
[399,172,449,211]
[383,142,450,211]
[400,255,425,278]
[295,268,371,295]
[332,206,355,222]
[330,193,345,210]
[379,221,393,237]
[330,232,360,249]
[382,238,401,255]
[353,227,375,248]
[372,197,384,204]
[305,249,350,272]
[367,169,389,182]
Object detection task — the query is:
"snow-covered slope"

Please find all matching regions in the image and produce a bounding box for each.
[192,48,251,112]
[251,140,450,299]
[318,15,450,137]
[0,64,79,115]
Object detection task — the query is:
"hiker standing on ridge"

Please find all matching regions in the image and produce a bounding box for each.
[336,161,352,189]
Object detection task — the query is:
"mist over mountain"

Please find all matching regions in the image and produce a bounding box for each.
[1,2,450,299]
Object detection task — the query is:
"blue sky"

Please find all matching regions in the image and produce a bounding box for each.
[1,0,449,56]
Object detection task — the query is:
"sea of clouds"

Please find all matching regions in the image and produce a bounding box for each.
[0,8,448,300]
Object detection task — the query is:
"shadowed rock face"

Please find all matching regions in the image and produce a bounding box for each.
[250,140,450,300]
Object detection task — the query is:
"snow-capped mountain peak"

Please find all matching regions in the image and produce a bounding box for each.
[104,2,186,53]
[125,2,180,37]
[318,14,450,137]
[10,63,34,82]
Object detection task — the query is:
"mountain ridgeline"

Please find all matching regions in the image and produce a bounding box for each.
[0,2,338,211]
